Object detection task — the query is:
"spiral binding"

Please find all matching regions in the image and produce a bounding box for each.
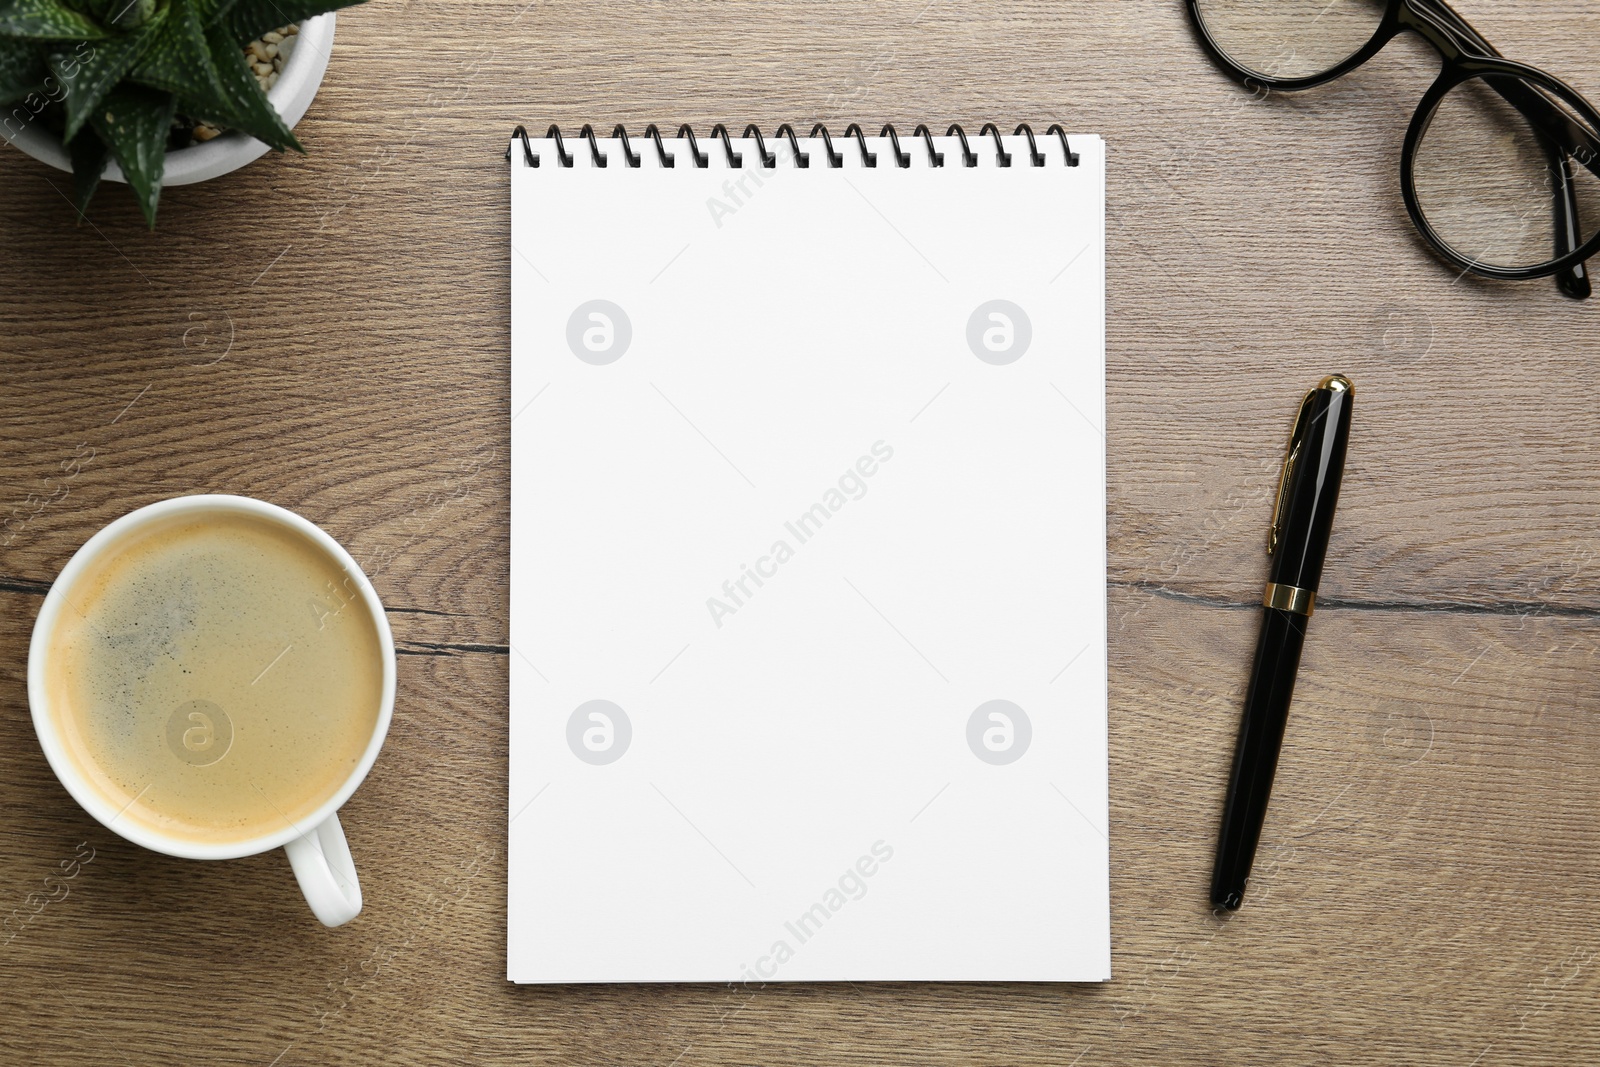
[506,124,1078,168]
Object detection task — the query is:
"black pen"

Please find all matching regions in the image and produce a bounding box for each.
[1211,375,1354,911]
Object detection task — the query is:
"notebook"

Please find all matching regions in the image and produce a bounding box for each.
[508,123,1107,983]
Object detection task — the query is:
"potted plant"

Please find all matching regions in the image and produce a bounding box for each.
[0,0,363,225]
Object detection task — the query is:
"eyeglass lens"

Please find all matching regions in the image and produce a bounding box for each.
[1192,0,1389,82]
[1412,75,1600,272]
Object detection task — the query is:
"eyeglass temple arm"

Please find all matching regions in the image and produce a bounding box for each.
[1418,0,1593,297]
[1411,0,1500,58]
[1551,147,1591,299]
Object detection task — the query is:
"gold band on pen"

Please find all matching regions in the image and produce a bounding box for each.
[1262,583,1315,616]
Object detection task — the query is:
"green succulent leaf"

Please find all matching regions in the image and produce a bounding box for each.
[109,0,159,29]
[71,0,156,27]
[197,16,298,150]
[49,25,157,141]
[224,0,363,44]
[0,34,47,104]
[67,124,108,213]
[89,83,175,226]
[17,0,362,226]
[126,0,234,122]
[0,0,108,39]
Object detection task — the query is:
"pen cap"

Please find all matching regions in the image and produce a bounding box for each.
[1268,377,1353,593]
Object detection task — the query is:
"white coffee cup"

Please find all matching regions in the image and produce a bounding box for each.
[27,495,395,927]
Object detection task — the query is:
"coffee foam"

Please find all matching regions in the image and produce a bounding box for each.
[44,512,384,846]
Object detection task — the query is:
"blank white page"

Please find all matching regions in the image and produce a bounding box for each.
[509,131,1107,983]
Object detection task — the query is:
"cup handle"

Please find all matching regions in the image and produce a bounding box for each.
[284,813,363,927]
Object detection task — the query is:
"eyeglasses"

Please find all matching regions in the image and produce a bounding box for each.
[1185,0,1600,300]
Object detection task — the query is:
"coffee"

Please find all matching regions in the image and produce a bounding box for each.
[42,512,385,846]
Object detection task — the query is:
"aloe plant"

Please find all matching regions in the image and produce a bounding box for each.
[0,0,363,225]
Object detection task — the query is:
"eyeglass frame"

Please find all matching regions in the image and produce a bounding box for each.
[1184,0,1600,298]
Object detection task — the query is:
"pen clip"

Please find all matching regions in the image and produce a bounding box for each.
[1268,390,1316,555]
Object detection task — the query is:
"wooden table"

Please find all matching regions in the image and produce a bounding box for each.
[3,1,1597,1063]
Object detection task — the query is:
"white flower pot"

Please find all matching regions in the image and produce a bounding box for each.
[2,13,335,186]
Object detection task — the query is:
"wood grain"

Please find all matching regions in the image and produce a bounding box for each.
[2,0,1598,1063]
